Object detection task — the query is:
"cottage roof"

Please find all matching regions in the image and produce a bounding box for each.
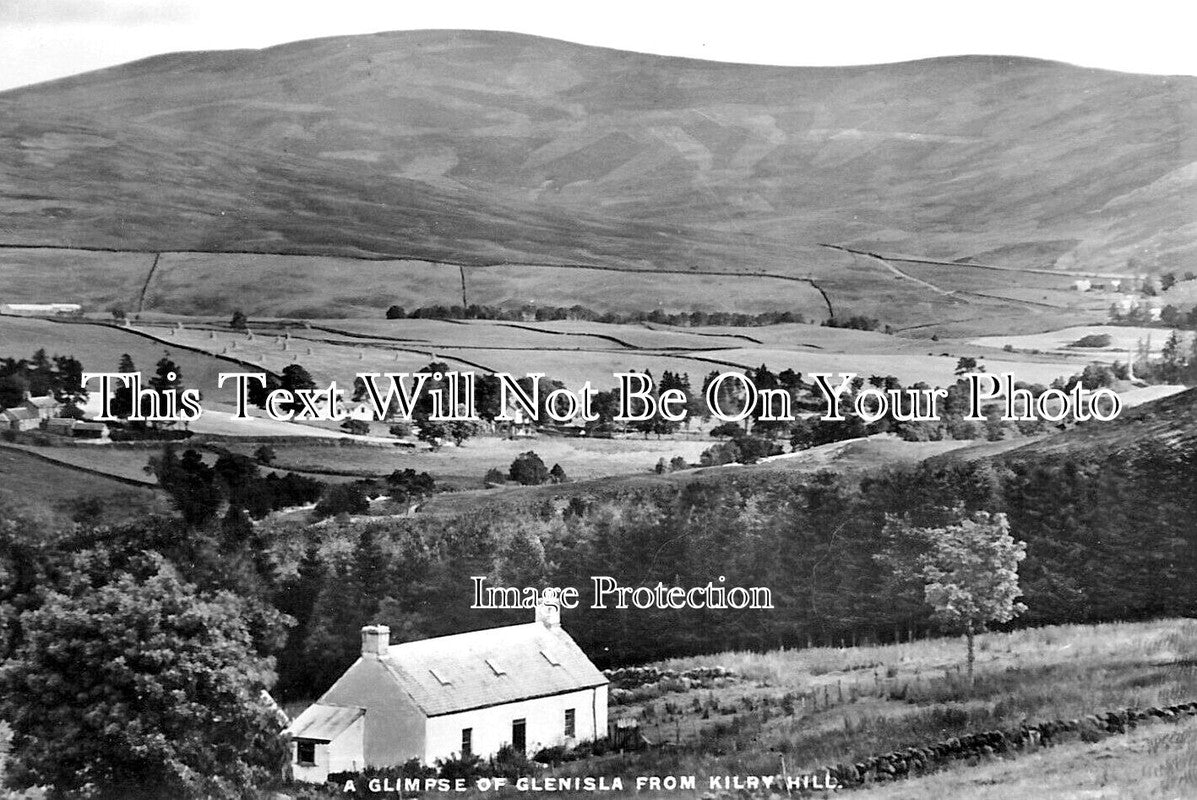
[286,703,365,742]
[2,408,36,421]
[378,623,607,717]
[24,396,58,409]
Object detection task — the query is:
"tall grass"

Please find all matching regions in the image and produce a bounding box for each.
[569,619,1197,781]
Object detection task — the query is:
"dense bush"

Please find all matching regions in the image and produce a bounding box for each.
[313,483,370,519]
[1070,333,1113,348]
[509,451,550,485]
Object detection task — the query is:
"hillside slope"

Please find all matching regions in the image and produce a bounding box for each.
[0,30,1193,280]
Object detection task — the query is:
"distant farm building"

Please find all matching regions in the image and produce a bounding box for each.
[44,417,110,440]
[0,303,82,316]
[285,604,608,783]
[1071,279,1091,292]
[2,395,60,431]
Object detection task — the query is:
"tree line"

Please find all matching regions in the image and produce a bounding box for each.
[269,434,1195,695]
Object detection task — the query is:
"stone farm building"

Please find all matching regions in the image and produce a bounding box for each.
[285,605,608,783]
[1,395,60,432]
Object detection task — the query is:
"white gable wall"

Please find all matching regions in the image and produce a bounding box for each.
[320,658,427,766]
[424,685,607,763]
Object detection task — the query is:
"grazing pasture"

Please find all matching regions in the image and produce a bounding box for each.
[971,325,1193,361]
[567,619,1197,798]
[0,445,162,524]
[221,434,713,488]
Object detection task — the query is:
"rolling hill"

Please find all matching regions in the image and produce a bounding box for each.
[0,30,1193,326]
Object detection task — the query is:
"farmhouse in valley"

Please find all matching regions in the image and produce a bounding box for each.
[1,394,61,432]
[285,603,608,783]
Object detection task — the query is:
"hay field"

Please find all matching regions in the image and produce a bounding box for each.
[224,435,713,487]
[0,316,246,391]
[971,325,1194,361]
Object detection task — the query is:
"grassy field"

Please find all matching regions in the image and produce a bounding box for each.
[969,325,1194,361]
[0,442,159,485]
[0,445,163,524]
[222,434,714,488]
[125,315,1085,391]
[0,315,258,393]
[852,715,1197,799]
[558,619,1197,798]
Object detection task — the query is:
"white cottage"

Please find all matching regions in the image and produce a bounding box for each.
[286,605,608,783]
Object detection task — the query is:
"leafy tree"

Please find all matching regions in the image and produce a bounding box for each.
[313,483,370,519]
[252,445,276,466]
[0,556,288,799]
[385,305,406,320]
[149,356,182,394]
[415,415,448,449]
[107,354,137,418]
[230,309,248,330]
[710,421,743,438]
[954,356,981,375]
[549,463,568,484]
[882,510,1027,681]
[300,530,387,691]
[276,364,317,415]
[51,355,87,404]
[509,451,549,485]
[446,419,483,446]
[147,446,223,528]
[385,469,436,504]
[0,374,27,409]
[279,363,315,394]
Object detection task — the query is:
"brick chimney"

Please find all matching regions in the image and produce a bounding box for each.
[361,624,390,658]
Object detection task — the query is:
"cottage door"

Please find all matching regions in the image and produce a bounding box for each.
[511,719,526,753]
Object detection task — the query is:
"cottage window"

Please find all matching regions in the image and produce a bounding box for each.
[461,728,473,757]
[564,708,576,738]
[296,740,316,765]
[512,719,526,753]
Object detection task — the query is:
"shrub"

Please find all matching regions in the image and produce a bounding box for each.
[340,419,369,436]
[710,422,743,438]
[313,483,369,519]
[509,451,549,485]
[1070,333,1113,348]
